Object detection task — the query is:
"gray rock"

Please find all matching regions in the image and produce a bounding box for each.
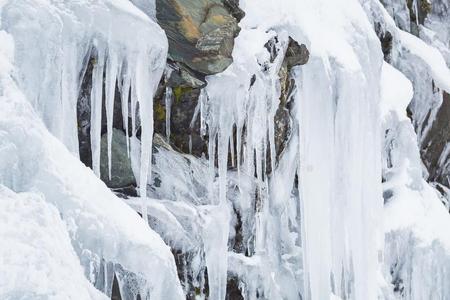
[156,0,241,75]
[100,129,136,189]
[284,37,310,69]
[167,61,206,88]
[421,91,450,188]
[223,0,245,21]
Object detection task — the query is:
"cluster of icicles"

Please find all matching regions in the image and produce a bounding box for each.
[1,0,174,298]
[4,0,168,223]
[88,42,164,223]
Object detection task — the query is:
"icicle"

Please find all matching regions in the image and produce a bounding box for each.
[236,124,242,181]
[135,52,154,224]
[295,59,333,300]
[207,128,217,198]
[190,99,201,130]
[120,64,131,157]
[199,89,208,137]
[105,50,119,180]
[230,133,235,168]
[60,42,82,156]
[90,46,106,177]
[164,86,173,142]
[188,98,201,154]
[267,98,277,177]
[413,0,420,26]
[130,91,137,137]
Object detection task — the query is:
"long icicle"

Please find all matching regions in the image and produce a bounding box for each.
[105,50,119,180]
[90,47,106,177]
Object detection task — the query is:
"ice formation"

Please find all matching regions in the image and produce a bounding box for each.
[1,0,450,299]
[0,1,183,299]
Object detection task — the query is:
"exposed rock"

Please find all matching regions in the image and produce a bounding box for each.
[406,0,432,35]
[421,91,450,188]
[272,36,309,159]
[153,82,207,157]
[406,0,431,26]
[223,0,245,21]
[374,23,393,62]
[284,37,310,69]
[167,61,206,88]
[226,276,244,300]
[77,55,95,168]
[100,128,136,189]
[156,0,242,76]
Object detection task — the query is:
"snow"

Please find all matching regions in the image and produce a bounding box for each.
[0,186,107,300]
[399,30,450,92]
[380,62,413,120]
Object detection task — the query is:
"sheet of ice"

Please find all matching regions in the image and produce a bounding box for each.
[0,186,107,300]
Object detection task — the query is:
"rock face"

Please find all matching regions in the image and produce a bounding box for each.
[421,92,450,189]
[284,37,310,69]
[154,83,207,156]
[156,0,243,76]
[99,129,136,189]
